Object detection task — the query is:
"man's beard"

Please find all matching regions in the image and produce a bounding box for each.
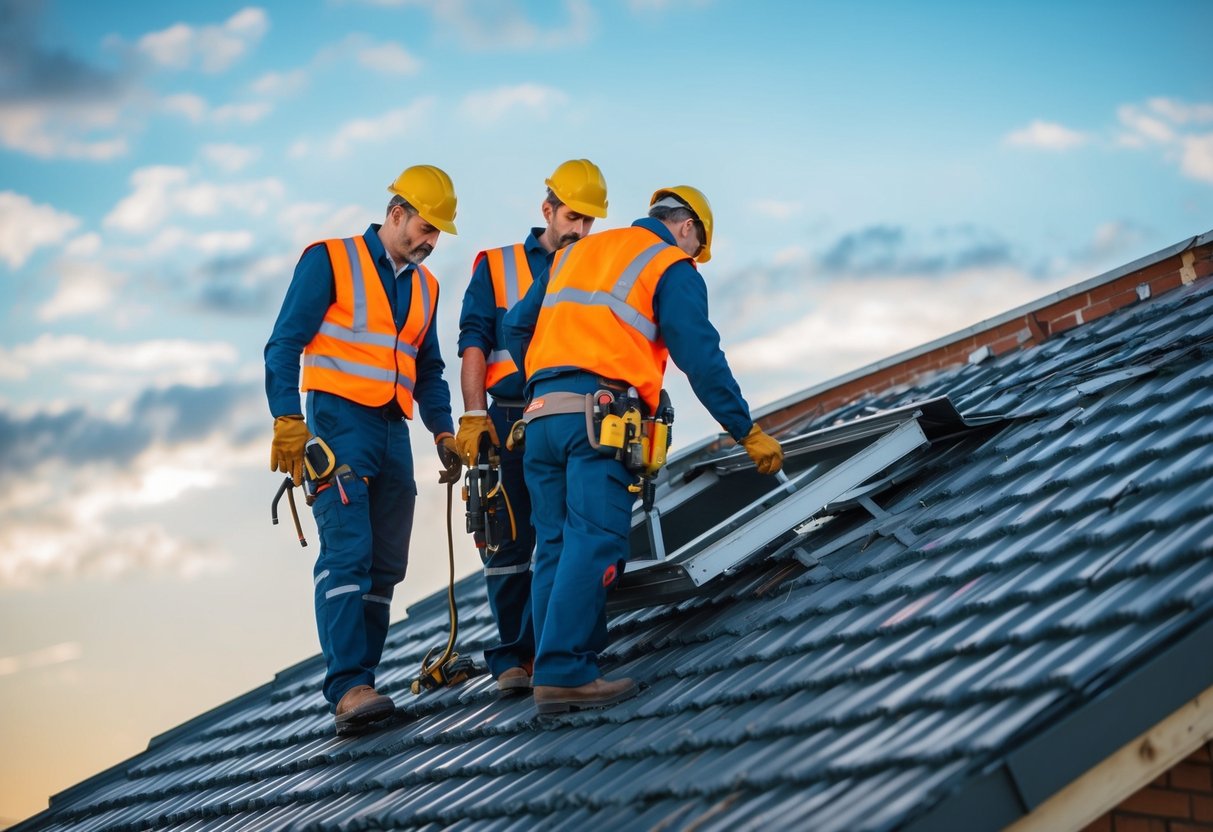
[404,242,433,264]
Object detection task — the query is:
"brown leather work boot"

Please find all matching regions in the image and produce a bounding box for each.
[533,676,638,715]
[334,684,395,736]
[497,666,533,694]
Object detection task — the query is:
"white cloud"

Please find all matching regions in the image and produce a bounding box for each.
[1117,104,1175,144]
[1004,119,1088,150]
[249,68,308,96]
[137,7,270,73]
[324,97,435,156]
[382,0,593,50]
[161,92,208,122]
[0,643,83,678]
[162,94,272,124]
[1146,97,1213,125]
[201,142,261,172]
[459,83,568,126]
[748,198,803,220]
[1180,134,1213,185]
[1116,97,1213,186]
[357,40,422,74]
[0,191,81,269]
[104,166,286,234]
[38,261,125,322]
[728,266,1070,379]
[0,100,129,160]
[0,334,239,386]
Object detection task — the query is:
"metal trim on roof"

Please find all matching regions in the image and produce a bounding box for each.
[613,416,929,610]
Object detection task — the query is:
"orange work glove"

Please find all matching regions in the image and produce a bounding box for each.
[270,415,310,486]
[740,423,783,475]
[455,411,500,465]
[436,433,463,484]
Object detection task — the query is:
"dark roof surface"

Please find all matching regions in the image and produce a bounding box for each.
[19,271,1213,832]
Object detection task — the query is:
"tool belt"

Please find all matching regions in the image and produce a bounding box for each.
[522,387,673,476]
[302,436,359,506]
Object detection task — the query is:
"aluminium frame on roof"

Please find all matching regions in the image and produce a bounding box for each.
[611,397,999,611]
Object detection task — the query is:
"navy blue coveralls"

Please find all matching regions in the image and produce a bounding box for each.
[456,227,552,677]
[265,224,455,708]
[503,217,755,687]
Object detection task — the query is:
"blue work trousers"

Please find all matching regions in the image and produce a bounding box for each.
[306,391,416,708]
[481,401,536,677]
[524,411,634,687]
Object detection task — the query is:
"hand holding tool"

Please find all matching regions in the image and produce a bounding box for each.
[436,434,463,484]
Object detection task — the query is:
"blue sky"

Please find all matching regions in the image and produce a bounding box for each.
[1,0,1211,824]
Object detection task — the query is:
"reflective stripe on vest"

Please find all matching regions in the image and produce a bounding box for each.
[300,235,438,417]
[482,244,534,390]
[525,226,691,412]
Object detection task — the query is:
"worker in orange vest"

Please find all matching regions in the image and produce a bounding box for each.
[454,160,609,695]
[266,165,463,735]
[504,185,783,714]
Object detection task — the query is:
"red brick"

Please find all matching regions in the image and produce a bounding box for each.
[1150,272,1185,296]
[1081,814,1113,832]
[1044,292,1090,320]
[1195,256,1213,279]
[1120,787,1192,818]
[1171,762,1213,792]
[1195,795,1213,822]
[1049,312,1082,334]
[988,335,1022,356]
[1168,823,1213,832]
[1112,816,1166,832]
[1086,299,1115,320]
[1191,744,1213,763]
[1131,255,1185,284]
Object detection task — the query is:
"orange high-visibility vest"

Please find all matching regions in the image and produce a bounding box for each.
[525,226,691,412]
[474,243,534,390]
[300,235,439,418]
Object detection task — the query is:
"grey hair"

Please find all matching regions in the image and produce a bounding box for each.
[386,194,417,217]
[543,188,564,210]
[648,203,696,225]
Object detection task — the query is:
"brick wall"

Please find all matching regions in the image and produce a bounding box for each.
[1080,741,1213,832]
[764,238,1213,431]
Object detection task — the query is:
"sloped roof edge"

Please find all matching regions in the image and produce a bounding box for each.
[901,603,1213,832]
[754,229,1212,426]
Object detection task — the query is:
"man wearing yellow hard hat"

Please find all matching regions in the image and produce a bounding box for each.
[454,159,609,694]
[266,164,463,735]
[503,185,783,714]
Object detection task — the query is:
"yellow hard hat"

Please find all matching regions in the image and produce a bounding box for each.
[545,159,608,219]
[650,185,713,263]
[387,165,458,235]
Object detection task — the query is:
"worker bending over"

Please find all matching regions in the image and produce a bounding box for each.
[504,185,783,714]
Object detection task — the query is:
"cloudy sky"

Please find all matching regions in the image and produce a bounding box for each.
[1,0,1211,823]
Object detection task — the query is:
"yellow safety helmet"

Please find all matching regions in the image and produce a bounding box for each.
[387,165,458,235]
[545,159,608,219]
[650,185,713,263]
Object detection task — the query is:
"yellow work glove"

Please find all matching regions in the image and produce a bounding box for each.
[270,415,310,486]
[740,423,783,475]
[455,411,500,465]
[436,433,463,484]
